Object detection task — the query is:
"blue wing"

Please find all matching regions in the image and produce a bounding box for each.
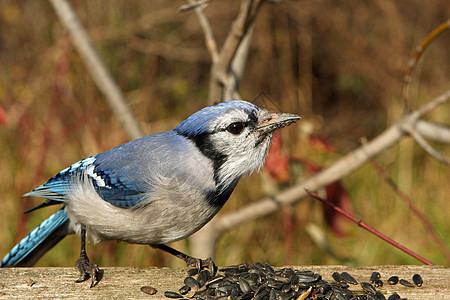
[25,153,148,210]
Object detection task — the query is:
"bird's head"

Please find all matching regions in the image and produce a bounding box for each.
[175,100,301,192]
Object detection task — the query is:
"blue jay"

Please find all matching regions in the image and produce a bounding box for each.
[1,100,300,286]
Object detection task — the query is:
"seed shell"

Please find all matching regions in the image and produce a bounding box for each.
[387,293,401,300]
[370,271,381,283]
[399,279,414,287]
[387,276,399,285]
[332,271,343,282]
[140,286,157,295]
[412,273,423,287]
[361,281,377,294]
[184,276,199,289]
[340,271,358,285]
[374,279,383,288]
[164,291,183,298]
[178,285,190,295]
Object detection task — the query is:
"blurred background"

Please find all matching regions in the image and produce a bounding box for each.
[0,0,449,269]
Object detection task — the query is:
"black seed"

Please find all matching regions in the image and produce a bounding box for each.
[164,291,183,298]
[187,268,199,276]
[269,288,277,300]
[316,282,332,294]
[412,274,423,287]
[370,272,381,283]
[399,279,414,287]
[374,291,386,300]
[178,285,190,295]
[264,263,275,274]
[341,271,358,285]
[338,281,350,289]
[184,276,200,289]
[197,269,211,287]
[332,271,343,282]
[387,276,399,285]
[387,293,401,300]
[239,277,251,293]
[361,282,377,294]
[254,288,269,300]
[331,290,348,300]
[281,283,291,293]
[271,275,291,284]
[297,274,320,283]
[374,279,384,288]
[140,286,157,295]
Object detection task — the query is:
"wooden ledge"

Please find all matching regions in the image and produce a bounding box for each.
[0,265,448,299]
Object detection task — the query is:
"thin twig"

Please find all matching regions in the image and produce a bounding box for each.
[403,18,450,111]
[306,190,433,265]
[187,0,219,63]
[402,123,450,165]
[416,120,450,144]
[369,160,450,261]
[179,0,210,13]
[208,0,264,102]
[48,0,144,140]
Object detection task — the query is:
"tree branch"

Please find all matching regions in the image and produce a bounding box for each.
[415,120,450,144]
[49,0,144,140]
[208,0,264,103]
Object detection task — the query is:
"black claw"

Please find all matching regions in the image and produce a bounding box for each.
[185,256,217,277]
[75,251,100,287]
[75,224,101,287]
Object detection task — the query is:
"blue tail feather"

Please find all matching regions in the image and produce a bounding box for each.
[1,208,70,267]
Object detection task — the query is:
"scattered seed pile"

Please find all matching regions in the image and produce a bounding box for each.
[141,262,423,300]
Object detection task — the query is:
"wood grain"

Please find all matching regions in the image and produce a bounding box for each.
[0,265,448,299]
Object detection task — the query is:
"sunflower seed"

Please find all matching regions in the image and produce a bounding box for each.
[387,276,399,285]
[341,271,358,285]
[140,286,157,295]
[370,272,381,283]
[412,273,423,287]
[399,279,414,287]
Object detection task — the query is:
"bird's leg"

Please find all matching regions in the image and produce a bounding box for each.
[75,223,99,287]
[152,244,217,276]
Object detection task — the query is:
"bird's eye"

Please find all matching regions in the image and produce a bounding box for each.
[227,122,245,135]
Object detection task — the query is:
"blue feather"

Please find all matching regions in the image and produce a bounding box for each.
[0,208,69,267]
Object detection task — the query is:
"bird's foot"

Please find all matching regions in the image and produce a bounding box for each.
[186,256,217,277]
[75,250,100,288]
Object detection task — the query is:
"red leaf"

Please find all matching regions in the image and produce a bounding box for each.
[265,132,291,183]
[0,104,7,125]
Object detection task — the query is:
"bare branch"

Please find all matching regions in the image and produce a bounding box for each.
[186,0,219,63]
[402,123,450,165]
[403,19,450,109]
[416,120,450,144]
[179,0,210,13]
[208,0,264,103]
[48,0,144,140]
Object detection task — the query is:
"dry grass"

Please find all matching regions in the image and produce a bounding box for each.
[0,0,448,269]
